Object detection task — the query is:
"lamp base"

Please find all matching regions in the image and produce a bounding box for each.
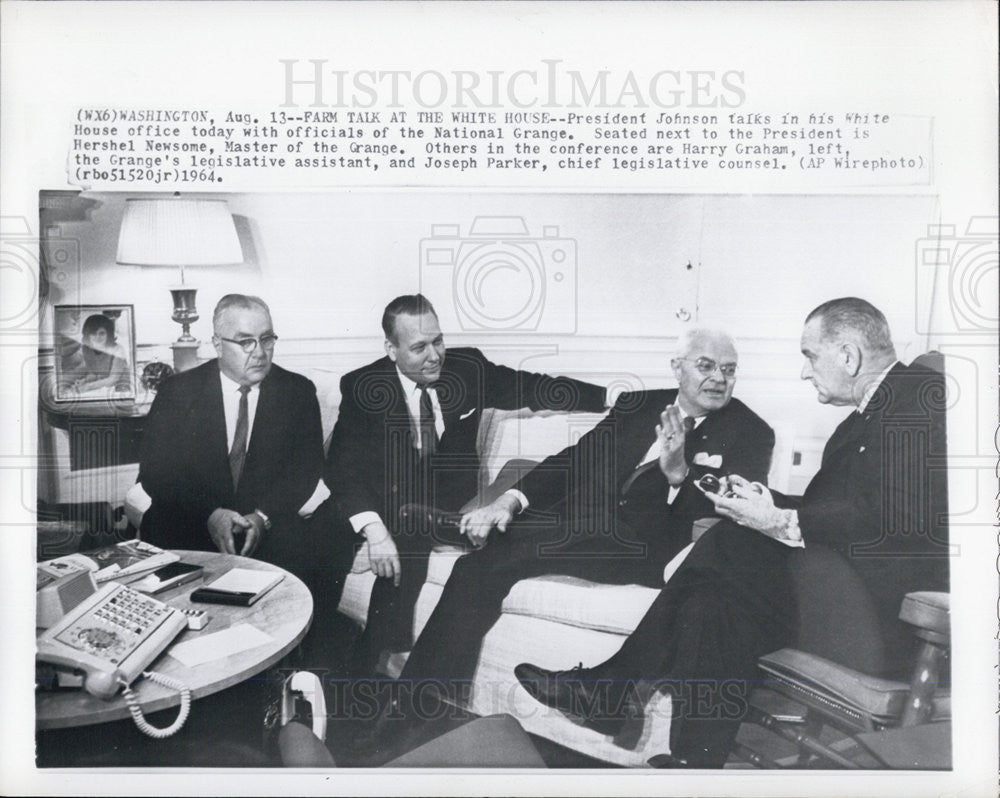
[171,340,201,372]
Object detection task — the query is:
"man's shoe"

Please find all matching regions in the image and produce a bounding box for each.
[281,671,328,743]
[514,661,628,737]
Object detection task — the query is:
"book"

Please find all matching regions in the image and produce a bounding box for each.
[190,568,283,607]
[131,561,205,595]
[39,539,179,584]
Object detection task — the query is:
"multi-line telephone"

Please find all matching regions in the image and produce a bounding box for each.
[37,581,191,737]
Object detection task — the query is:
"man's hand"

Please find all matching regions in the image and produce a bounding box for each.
[242,512,267,557]
[459,493,521,549]
[704,478,800,543]
[657,405,689,485]
[207,508,253,555]
[363,521,401,586]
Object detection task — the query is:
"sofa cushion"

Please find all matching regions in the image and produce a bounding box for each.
[500,574,660,636]
[425,546,467,586]
[339,547,466,633]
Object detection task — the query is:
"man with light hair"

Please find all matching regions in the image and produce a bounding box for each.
[515,297,949,767]
[390,326,774,714]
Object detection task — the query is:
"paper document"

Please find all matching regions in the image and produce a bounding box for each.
[168,623,274,667]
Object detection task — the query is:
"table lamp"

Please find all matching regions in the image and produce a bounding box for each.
[116,196,244,371]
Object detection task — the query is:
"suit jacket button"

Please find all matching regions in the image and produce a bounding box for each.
[618,499,627,507]
[391,486,398,493]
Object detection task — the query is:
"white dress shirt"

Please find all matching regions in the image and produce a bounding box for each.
[857,361,899,414]
[396,368,446,446]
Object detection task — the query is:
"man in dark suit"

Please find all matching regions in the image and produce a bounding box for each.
[327,294,609,676]
[515,297,949,767]
[139,293,327,592]
[396,328,775,698]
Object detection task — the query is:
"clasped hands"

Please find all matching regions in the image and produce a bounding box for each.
[207,507,265,556]
[457,492,522,548]
[703,475,800,543]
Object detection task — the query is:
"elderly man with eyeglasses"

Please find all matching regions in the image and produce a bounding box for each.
[510,297,950,768]
[138,294,327,581]
[367,328,774,738]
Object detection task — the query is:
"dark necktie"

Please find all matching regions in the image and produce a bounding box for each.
[419,384,437,457]
[229,385,250,490]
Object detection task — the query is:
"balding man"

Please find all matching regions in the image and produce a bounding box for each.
[393,327,774,705]
[139,294,326,583]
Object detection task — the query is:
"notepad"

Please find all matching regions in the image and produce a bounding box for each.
[190,568,283,606]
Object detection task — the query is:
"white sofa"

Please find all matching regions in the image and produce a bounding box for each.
[125,364,791,766]
[337,404,794,766]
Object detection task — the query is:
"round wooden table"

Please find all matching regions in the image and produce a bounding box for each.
[36,551,313,730]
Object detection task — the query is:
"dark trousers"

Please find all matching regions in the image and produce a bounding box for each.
[398,509,685,689]
[349,493,472,676]
[597,520,797,766]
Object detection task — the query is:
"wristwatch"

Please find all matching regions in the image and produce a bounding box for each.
[253,509,273,531]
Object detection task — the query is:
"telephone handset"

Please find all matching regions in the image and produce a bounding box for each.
[37,581,191,737]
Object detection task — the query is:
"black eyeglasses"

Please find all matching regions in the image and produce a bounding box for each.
[679,357,738,378]
[219,334,279,353]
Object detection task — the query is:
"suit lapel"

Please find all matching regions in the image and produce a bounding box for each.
[194,364,231,498]
[818,363,904,467]
[435,358,468,435]
[686,411,713,461]
[379,360,417,449]
[246,369,276,470]
[617,390,676,492]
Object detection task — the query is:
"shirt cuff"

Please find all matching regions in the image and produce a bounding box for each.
[503,489,529,512]
[776,509,805,548]
[297,479,331,518]
[349,511,383,534]
[252,509,272,530]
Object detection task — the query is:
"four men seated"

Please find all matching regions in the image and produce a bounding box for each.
[134,291,949,768]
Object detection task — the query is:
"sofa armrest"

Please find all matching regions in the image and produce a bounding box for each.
[899,591,949,644]
[758,648,911,731]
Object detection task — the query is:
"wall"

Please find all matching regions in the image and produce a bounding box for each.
[38,190,939,496]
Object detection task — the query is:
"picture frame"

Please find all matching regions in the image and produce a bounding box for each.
[52,305,137,403]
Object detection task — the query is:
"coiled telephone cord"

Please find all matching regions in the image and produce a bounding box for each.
[120,671,191,738]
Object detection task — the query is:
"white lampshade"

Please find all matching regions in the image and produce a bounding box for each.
[116,198,243,266]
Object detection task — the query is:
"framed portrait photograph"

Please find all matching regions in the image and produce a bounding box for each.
[52,305,137,403]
